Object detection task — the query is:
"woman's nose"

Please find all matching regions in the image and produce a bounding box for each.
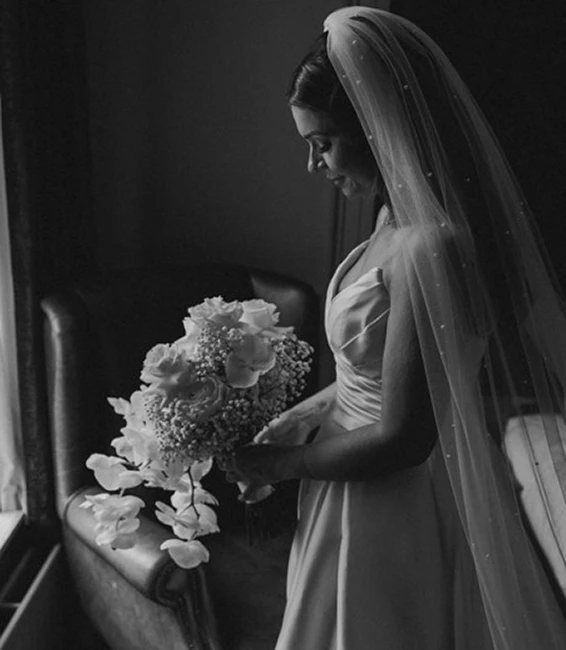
[307,149,321,174]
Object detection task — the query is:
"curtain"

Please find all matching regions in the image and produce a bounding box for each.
[0,0,93,537]
[0,94,24,512]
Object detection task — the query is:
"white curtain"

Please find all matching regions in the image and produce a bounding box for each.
[0,94,25,512]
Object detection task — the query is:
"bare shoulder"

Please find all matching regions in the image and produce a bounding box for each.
[399,223,461,258]
[382,224,464,290]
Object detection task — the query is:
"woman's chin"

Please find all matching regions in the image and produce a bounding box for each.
[337,179,358,198]
[340,182,372,199]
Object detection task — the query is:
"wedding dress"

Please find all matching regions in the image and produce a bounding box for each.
[275,228,494,650]
[274,7,566,648]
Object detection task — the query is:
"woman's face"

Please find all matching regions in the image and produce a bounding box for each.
[291,105,379,199]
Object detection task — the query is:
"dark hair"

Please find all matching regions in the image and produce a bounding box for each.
[287,34,369,151]
[288,28,539,401]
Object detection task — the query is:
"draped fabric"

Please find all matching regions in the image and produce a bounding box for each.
[0,0,93,534]
[0,94,24,512]
[323,7,566,648]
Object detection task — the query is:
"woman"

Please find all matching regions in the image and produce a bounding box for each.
[227,7,566,649]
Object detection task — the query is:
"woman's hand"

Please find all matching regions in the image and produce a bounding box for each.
[253,410,314,446]
[224,443,307,488]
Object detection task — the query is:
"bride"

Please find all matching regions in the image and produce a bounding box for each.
[226,7,566,649]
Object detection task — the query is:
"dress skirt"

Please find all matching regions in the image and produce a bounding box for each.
[275,438,494,650]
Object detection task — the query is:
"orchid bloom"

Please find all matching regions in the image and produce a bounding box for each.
[86,453,144,491]
[160,539,210,569]
[81,493,145,550]
[154,500,219,540]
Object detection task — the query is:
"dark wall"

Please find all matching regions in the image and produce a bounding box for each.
[81,0,346,296]
[395,0,566,284]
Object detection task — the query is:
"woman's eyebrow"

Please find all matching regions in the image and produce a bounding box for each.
[304,129,334,140]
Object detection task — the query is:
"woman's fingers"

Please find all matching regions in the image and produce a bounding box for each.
[253,426,271,444]
[225,470,242,483]
[254,414,299,444]
[254,426,281,444]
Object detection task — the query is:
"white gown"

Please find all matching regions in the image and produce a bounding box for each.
[275,239,494,650]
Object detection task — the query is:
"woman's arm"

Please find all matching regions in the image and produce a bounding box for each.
[288,381,337,430]
[252,382,337,446]
[230,233,441,484]
[300,241,437,480]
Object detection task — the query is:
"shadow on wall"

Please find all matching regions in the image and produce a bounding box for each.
[395,0,566,287]
[82,0,348,297]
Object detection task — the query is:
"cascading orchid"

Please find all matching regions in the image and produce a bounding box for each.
[84,297,313,568]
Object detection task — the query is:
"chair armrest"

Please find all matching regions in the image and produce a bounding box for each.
[65,486,186,603]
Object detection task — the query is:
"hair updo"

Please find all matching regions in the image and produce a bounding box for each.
[287,34,372,157]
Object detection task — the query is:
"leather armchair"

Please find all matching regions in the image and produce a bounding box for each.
[41,263,319,650]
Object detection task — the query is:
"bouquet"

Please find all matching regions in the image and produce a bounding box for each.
[82,297,313,568]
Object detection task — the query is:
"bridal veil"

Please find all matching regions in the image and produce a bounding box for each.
[324,7,566,648]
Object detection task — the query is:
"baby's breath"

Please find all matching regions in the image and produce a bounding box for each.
[89,297,314,569]
[144,321,314,466]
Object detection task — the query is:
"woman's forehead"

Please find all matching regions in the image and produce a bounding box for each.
[290,106,337,139]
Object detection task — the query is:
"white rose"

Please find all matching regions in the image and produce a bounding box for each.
[240,299,279,331]
[225,333,276,388]
[179,375,226,420]
[240,299,294,339]
[141,344,185,384]
[188,297,243,328]
[174,318,201,358]
[141,344,198,398]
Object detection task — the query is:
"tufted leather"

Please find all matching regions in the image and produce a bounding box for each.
[41,263,319,650]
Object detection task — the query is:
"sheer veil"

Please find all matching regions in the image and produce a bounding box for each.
[324,7,566,648]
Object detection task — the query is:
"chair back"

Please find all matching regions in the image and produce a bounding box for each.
[41,263,320,517]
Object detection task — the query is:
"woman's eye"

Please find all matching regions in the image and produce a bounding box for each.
[316,142,331,154]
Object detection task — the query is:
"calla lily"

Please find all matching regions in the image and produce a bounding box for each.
[160,539,210,569]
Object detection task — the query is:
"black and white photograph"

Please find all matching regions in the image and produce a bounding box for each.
[1,1,566,649]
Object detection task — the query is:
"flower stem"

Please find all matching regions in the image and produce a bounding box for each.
[186,467,200,519]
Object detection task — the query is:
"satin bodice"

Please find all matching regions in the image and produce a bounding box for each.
[325,239,391,430]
